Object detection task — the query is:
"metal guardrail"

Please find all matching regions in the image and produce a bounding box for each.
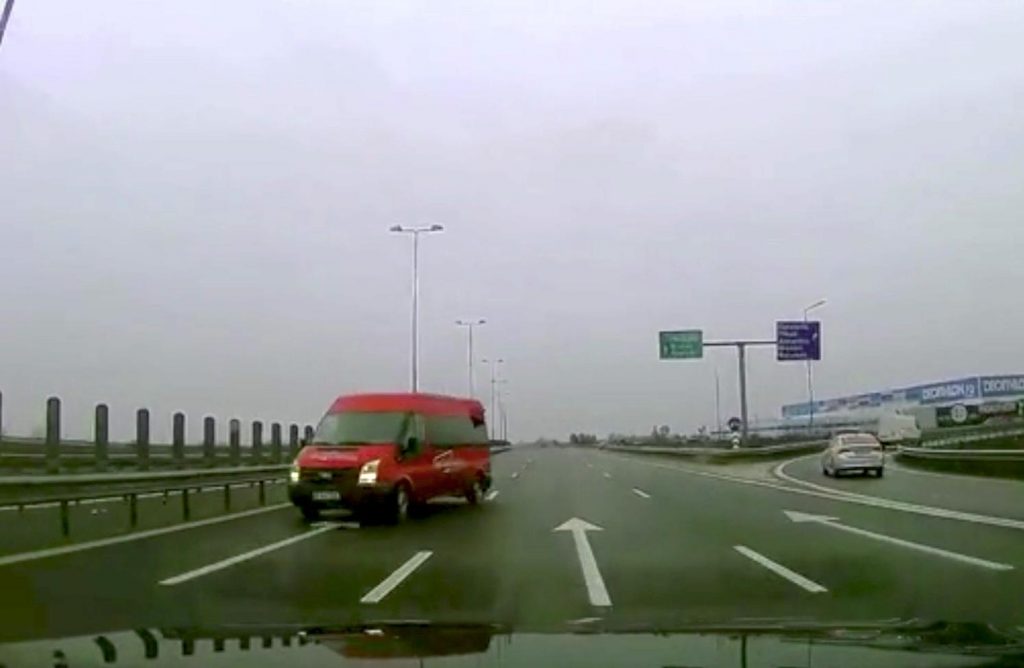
[894,444,1024,479]
[0,466,289,537]
[923,428,1024,449]
[1,447,512,536]
[605,441,828,457]
[896,446,1024,462]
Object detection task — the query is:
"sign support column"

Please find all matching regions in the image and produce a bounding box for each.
[704,340,775,440]
[660,323,823,442]
[738,343,748,440]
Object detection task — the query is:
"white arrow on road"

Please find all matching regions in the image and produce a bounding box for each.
[784,511,1014,571]
[554,517,612,607]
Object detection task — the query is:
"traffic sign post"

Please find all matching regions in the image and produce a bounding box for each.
[776,321,821,361]
[659,330,703,359]
[659,321,825,441]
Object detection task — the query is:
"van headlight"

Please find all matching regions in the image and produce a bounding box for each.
[289,464,300,483]
[358,459,380,486]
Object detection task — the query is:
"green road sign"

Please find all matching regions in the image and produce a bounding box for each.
[659,330,703,359]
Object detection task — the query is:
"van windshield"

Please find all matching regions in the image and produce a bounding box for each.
[312,411,409,446]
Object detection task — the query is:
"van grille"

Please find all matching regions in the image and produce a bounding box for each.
[299,468,359,485]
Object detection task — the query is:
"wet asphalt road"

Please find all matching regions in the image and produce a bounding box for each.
[1,446,1023,642]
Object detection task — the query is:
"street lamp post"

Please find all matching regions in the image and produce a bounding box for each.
[803,299,827,430]
[496,381,509,440]
[455,318,486,397]
[0,0,18,51]
[389,224,444,393]
[481,358,504,434]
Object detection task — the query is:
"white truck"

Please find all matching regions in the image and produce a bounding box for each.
[836,413,921,448]
[875,413,922,447]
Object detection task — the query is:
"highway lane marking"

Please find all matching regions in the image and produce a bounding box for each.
[510,472,519,479]
[0,503,291,568]
[160,523,346,585]
[554,517,611,607]
[485,490,499,502]
[567,617,602,625]
[631,488,651,499]
[784,511,1014,571]
[311,520,359,530]
[606,453,1024,532]
[360,551,433,603]
[773,456,1024,531]
[602,472,612,479]
[733,546,827,593]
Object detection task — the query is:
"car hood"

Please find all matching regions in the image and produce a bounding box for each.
[2,620,1022,667]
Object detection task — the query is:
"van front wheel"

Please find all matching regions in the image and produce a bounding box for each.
[465,478,484,505]
[384,484,410,525]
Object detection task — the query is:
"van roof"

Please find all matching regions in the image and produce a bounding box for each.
[328,393,486,419]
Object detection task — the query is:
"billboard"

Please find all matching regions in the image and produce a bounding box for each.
[913,378,981,405]
[781,373,1024,419]
[935,400,1024,427]
[980,375,1024,398]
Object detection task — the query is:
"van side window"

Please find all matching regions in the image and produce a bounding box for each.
[426,415,487,446]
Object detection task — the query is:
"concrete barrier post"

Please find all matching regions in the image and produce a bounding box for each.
[288,424,300,459]
[229,419,241,466]
[172,412,186,469]
[45,396,61,474]
[94,404,109,472]
[252,421,264,464]
[203,417,216,467]
[303,425,314,445]
[270,422,282,463]
[136,408,150,470]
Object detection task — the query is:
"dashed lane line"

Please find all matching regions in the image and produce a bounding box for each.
[631,488,651,499]
[360,551,433,604]
[160,522,347,585]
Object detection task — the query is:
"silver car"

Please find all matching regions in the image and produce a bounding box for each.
[822,432,885,477]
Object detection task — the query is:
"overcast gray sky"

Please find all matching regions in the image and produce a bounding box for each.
[2,1,1023,441]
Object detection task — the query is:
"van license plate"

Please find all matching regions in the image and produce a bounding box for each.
[312,491,340,501]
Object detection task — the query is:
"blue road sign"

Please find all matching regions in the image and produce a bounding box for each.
[776,321,821,361]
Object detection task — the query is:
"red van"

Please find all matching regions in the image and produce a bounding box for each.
[287,393,492,524]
